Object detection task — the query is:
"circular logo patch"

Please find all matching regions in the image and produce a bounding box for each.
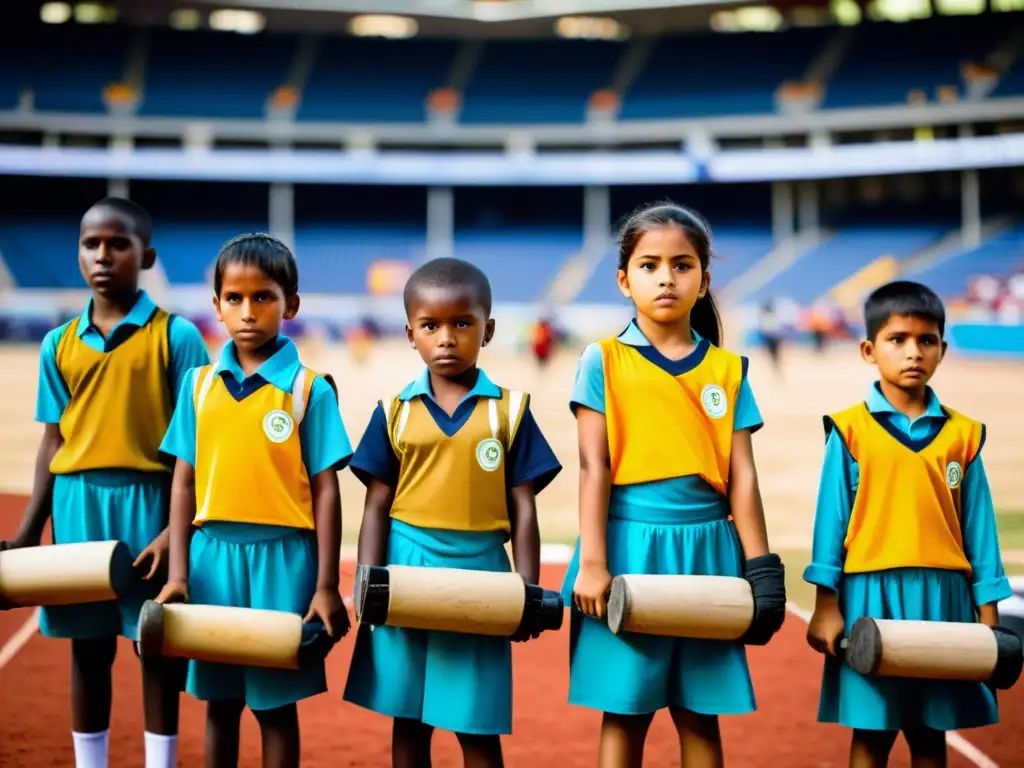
[476,438,503,472]
[701,385,728,419]
[263,409,294,444]
[946,461,963,489]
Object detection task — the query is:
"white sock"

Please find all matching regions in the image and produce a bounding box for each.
[144,732,179,768]
[72,730,109,768]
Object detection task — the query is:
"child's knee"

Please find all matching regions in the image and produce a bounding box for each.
[602,711,656,738]
[71,636,117,670]
[252,703,298,730]
[207,698,246,726]
[669,707,721,741]
[852,728,898,759]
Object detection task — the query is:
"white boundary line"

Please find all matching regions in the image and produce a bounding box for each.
[0,609,40,670]
[784,602,999,768]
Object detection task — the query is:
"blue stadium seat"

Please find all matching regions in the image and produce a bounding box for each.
[460,40,625,124]
[823,17,1004,109]
[293,226,426,293]
[156,221,268,284]
[908,226,1024,297]
[141,29,297,119]
[0,23,127,113]
[452,229,582,302]
[298,38,456,123]
[0,219,85,288]
[620,29,822,120]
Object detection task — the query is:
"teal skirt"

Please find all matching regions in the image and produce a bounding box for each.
[343,520,515,735]
[820,567,998,731]
[561,505,756,716]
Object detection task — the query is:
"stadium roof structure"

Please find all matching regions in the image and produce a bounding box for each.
[92,0,828,36]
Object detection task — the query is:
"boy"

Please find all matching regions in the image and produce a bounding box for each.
[804,280,1014,768]
[343,257,562,768]
[3,197,210,768]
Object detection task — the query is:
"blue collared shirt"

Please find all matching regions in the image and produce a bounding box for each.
[569,320,763,520]
[35,290,210,425]
[349,366,562,494]
[803,383,1012,607]
[160,336,352,477]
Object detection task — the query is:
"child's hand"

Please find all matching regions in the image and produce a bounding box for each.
[134,528,171,581]
[807,603,846,656]
[155,580,189,605]
[573,563,613,620]
[304,587,350,639]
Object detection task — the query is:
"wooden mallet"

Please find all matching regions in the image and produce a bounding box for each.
[354,564,564,637]
[0,540,134,609]
[840,617,1023,690]
[136,600,334,670]
[607,574,755,639]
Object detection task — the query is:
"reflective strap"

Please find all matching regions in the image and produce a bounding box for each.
[395,401,411,442]
[291,368,308,424]
[488,398,499,439]
[195,367,216,412]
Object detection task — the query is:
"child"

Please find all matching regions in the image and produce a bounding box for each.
[343,257,562,768]
[2,197,210,768]
[804,280,1014,768]
[157,233,352,767]
[564,202,787,768]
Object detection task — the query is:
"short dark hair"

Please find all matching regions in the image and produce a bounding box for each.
[403,257,492,317]
[83,197,152,247]
[214,233,298,296]
[863,280,945,340]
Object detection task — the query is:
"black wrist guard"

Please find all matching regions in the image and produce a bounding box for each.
[296,620,339,668]
[740,553,787,646]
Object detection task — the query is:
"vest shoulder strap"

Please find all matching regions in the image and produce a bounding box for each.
[292,367,333,426]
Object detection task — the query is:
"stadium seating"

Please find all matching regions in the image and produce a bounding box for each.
[0,219,85,288]
[744,225,949,306]
[908,225,1024,297]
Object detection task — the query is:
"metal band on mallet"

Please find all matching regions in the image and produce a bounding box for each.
[354,564,564,637]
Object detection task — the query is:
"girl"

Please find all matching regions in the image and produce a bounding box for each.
[563,203,787,768]
[157,233,353,768]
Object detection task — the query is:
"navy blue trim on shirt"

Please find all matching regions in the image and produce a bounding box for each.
[741,356,749,380]
[219,371,270,402]
[865,405,950,453]
[100,304,159,353]
[633,338,710,376]
[422,397,481,438]
[967,424,986,470]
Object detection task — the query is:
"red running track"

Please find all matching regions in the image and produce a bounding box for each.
[1,495,1021,767]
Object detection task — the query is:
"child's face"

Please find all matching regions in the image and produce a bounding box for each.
[405,285,494,378]
[214,262,299,354]
[78,209,154,298]
[617,224,709,326]
[861,313,946,391]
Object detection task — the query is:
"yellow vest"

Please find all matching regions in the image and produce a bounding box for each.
[385,389,530,534]
[828,403,984,575]
[600,338,744,495]
[192,364,326,530]
[50,310,173,475]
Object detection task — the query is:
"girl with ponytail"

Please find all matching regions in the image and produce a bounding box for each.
[561,202,786,767]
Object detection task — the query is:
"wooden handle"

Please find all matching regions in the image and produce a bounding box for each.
[138,601,305,670]
[0,541,133,607]
[607,574,755,640]
[845,617,1005,683]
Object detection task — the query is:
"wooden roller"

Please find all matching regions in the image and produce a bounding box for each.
[607,574,755,640]
[0,540,133,608]
[843,617,1024,690]
[353,564,564,637]
[137,601,333,670]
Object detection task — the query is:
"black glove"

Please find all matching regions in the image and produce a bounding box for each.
[740,553,787,646]
[296,620,340,668]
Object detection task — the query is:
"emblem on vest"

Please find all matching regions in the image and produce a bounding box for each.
[476,438,503,472]
[263,409,294,444]
[701,384,728,419]
[946,461,963,489]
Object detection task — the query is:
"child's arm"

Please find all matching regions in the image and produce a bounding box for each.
[6,424,63,548]
[349,401,401,568]
[804,426,857,656]
[357,479,394,567]
[300,375,354,639]
[728,429,770,559]
[574,405,613,619]
[960,449,1012,626]
[155,373,201,603]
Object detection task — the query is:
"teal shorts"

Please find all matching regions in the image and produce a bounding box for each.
[185,521,325,712]
[561,506,756,717]
[39,469,169,641]
[343,520,514,735]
